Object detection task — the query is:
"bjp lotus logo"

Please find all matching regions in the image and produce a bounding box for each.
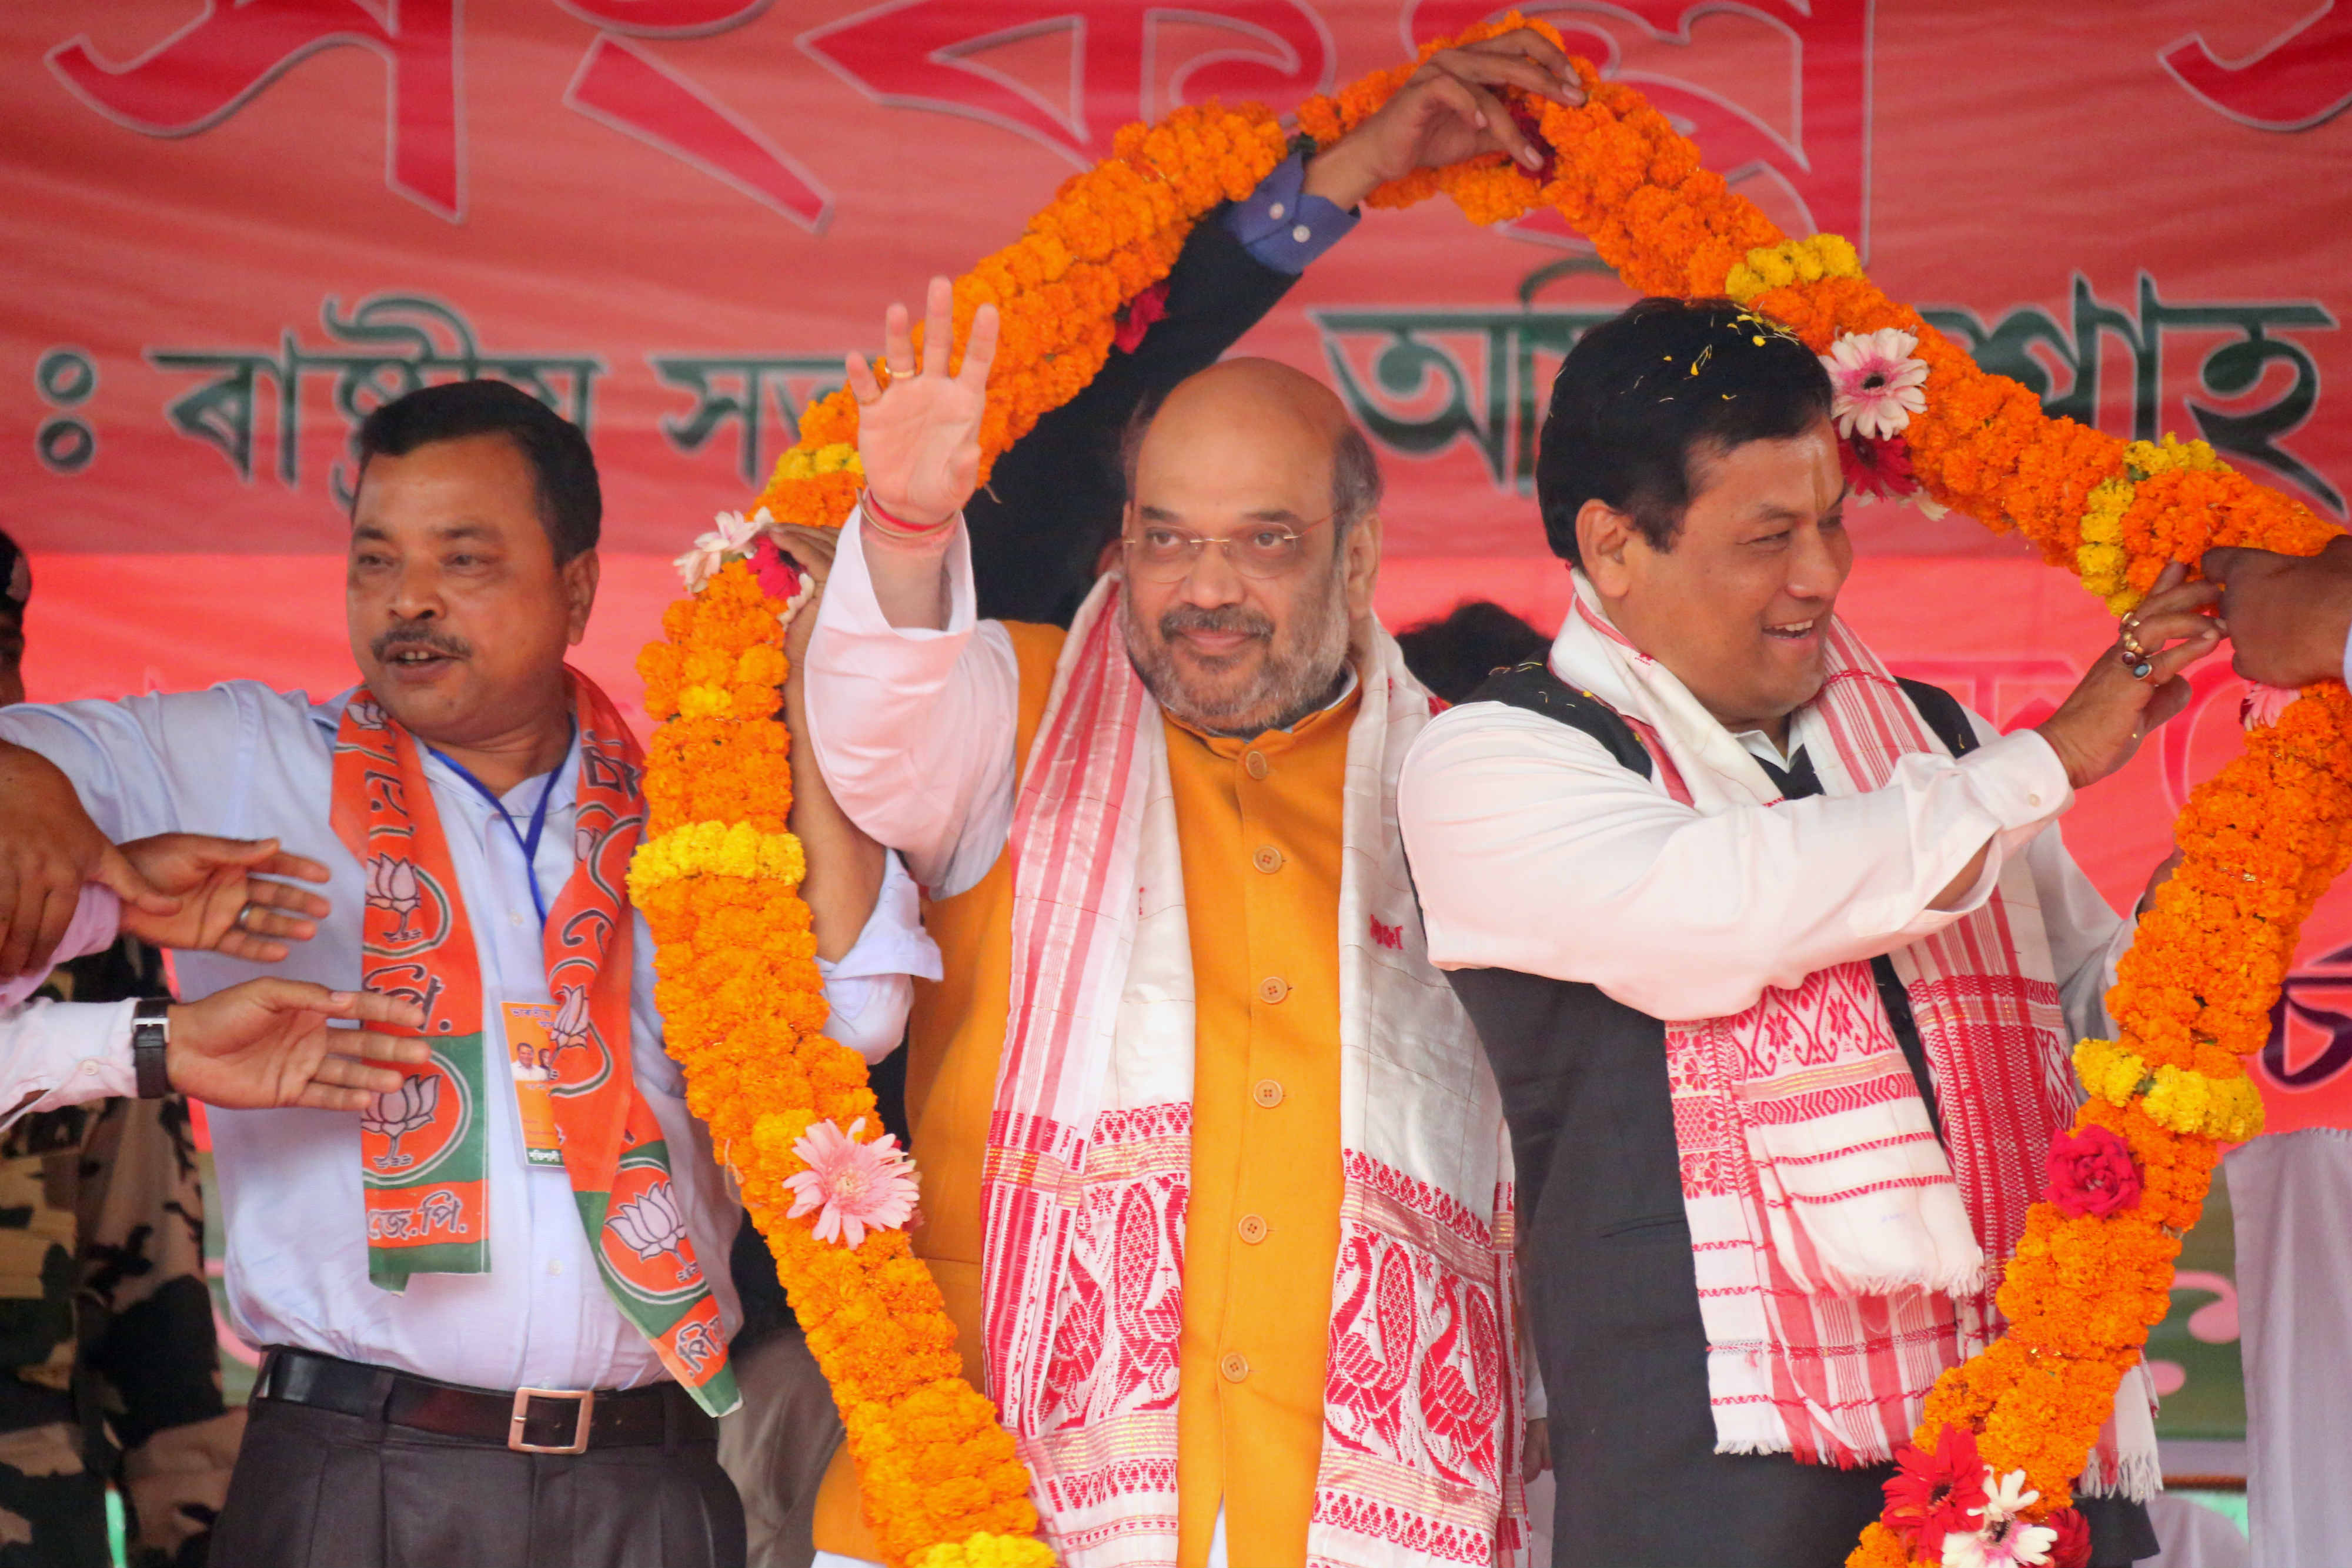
[366,854,422,938]
[358,1065,470,1183]
[361,1074,441,1171]
[364,853,451,955]
[607,1180,694,1285]
[547,987,592,1070]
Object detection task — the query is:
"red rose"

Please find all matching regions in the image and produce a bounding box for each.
[2044,1506,2093,1568]
[1882,1425,1990,1555]
[2047,1124,2144,1218]
[749,536,807,604]
[1114,282,1170,353]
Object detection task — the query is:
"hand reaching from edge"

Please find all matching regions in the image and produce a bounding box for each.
[2202,535,2352,689]
[116,834,333,963]
[846,276,1001,537]
[167,981,428,1112]
[0,743,178,979]
[1304,27,1585,209]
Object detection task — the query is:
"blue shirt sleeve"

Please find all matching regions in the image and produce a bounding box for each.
[1220,151,1358,275]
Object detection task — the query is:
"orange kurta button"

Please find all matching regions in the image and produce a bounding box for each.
[1251,1078,1284,1109]
[1238,1214,1269,1245]
[1252,844,1284,874]
[1220,1352,1251,1383]
[1243,750,1269,780]
[1257,975,1289,1005]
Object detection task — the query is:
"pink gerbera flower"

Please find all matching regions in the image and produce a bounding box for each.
[1822,327,1930,440]
[2241,681,2300,730]
[782,1117,918,1248]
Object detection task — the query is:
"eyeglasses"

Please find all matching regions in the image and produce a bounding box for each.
[1121,516,1334,582]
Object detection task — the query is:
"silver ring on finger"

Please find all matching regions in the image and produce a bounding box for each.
[234,902,260,931]
[2126,656,2154,681]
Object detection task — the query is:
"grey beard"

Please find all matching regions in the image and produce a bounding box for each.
[1122,581,1352,738]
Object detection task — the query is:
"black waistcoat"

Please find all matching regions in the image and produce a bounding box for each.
[1439,666,2154,1567]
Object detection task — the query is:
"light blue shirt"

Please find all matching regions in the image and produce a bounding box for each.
[1220,150,1358,273]
[0,682,936,1393]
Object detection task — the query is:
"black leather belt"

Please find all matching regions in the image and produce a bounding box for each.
[256,1346,712,1454]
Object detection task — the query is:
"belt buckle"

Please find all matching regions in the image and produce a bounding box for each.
[508,1386,595,1454]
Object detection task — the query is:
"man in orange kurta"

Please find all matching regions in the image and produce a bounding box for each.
[797,280,1523,1568]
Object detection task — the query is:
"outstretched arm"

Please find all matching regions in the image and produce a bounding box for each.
[964,26,1583,627]
[2,982,427,1129]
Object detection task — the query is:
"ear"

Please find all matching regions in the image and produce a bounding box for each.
[563,548,600,646]
[1342,510,1382,621]
[1576,500,1639,597]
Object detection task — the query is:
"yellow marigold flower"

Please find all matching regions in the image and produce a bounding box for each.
[1724,235,1859,302]
[2075,1039,2266,1141]
[2143,1064,2266,1142]
[678,684,733,718]
[911,1533,1056,1568]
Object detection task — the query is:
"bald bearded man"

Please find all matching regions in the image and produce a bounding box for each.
[796,285,1523,1568]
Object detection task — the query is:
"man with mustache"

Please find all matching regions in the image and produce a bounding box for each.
[796,280,1521,1568]
[0,378,924,1568]
[1398,298,2201,1566]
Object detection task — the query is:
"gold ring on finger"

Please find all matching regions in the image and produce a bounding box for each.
[2119,626,2149,658]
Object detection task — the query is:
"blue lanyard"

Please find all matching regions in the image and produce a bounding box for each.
[430,721,573,930]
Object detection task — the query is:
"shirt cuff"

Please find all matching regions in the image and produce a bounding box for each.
[1219,151,1358,275]
[2339,610,2352,689]
[1960,728,2073,834]
[1,998,139,1128]
[0,885,122,1010]
[813,852,940,1065]
[832,504,980,645]
[819,852,943,985]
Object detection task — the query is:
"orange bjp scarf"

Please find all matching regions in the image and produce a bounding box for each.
[333,668,739,1413]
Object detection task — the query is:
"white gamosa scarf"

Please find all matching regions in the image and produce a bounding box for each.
[1552,573,2157,1497]
[977,576,1526,1568]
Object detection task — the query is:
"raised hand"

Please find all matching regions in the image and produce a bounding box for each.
[1303,28,1585,209]
[845,277,1002,536]
[116,834,334,963]
[166,980,429,1112]
[2035,563,2225,790]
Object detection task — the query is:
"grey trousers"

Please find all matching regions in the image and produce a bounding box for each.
[716,1325,845,1568]
[212,1393,747,1568]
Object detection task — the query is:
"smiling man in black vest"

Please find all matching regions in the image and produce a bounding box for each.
[1398,298,2211,1567]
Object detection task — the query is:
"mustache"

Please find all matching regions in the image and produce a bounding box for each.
[371,626,472,663]
[1158,603,1274,644]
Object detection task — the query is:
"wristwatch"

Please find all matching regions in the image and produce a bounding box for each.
[131,997,172,1099]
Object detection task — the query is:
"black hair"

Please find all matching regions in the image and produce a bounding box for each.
[1535,297,1834,568]
[355,380,601,563]
[1395,599,1551,704]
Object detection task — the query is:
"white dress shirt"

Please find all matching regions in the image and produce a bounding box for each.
[0,683,934,1393]
[1398,666,2133,1034]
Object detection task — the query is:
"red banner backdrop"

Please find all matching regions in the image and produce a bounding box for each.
[5,0,2350,1155]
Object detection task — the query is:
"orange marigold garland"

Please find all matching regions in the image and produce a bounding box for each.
[637,15,2348,1565]
[632,564,1044,1568]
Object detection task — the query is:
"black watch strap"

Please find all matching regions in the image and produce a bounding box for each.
[131,997,172,1099]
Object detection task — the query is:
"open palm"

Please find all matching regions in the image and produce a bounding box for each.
[169,979,427,1112]
[846,276,1001,531]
